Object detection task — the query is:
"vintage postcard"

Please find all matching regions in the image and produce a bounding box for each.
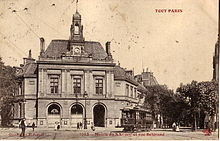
[0,0,219,140]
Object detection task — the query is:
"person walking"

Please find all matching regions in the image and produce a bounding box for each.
[32,122,35,131]
[19,119,26,137]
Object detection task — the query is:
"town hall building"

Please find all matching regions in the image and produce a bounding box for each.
[13,8,152,129]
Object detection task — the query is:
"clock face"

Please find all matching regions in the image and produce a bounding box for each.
[73,46,81,55]
[74,47,80,53]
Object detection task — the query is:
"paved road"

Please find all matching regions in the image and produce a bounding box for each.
[0,127,218,140]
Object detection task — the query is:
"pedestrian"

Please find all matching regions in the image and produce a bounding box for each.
[57,123,60,130]
[54,122,57,131]
[79,122,82,129]
[204,113,209,129]
[172,122,176,131]
[91,123,95,131]
[176,123,180,132]
[207,120,212,135]
[32,122,35,131]
[77,122,79,129]
[19,119,26,137]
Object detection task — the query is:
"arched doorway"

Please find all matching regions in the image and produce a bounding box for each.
[70,104,83,128]
[93,104,105,127]
[47,104,61,128]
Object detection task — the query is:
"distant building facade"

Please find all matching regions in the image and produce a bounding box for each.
[213,36,219,82]
[134,68,158,87]
[13,9,150,128]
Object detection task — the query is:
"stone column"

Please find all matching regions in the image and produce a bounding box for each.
[38,68,43,94]
[66,70,71,95]
[43,69,47,95]
[84,70,89,94]
[110,70,114,97]
[106,71,110,98]
[61,70,66,97]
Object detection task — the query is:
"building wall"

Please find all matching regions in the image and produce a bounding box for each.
[24,78,37,97]
[38,64,114,98]
[34,63,129,128]
[16,63,145,128]
[36,99,129,128]
[24,100,37,125]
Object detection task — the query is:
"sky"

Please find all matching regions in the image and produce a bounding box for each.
[0,0,218,90]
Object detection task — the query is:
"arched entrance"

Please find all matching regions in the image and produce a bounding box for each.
[47,104,61,128]
[93,104,105,127]
[70,104,83,128]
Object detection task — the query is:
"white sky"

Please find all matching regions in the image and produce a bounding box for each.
[0,0,218,90]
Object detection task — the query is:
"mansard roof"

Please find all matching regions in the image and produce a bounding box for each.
[113,66,139,86]
[113,66,149,93]
[43,40,108,60]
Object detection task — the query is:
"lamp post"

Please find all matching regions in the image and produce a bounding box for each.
[83,91,88,129]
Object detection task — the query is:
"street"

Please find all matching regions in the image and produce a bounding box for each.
[0,127,218,140]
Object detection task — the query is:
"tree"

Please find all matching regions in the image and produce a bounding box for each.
[0,57,18,126]
[176,80,218,131]
[144,85,184,128]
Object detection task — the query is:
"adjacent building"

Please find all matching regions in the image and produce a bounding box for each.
[213,35,219,82]
[134,68,158,87]
[13,9,151,128]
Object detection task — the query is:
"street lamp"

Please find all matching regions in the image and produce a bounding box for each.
[83,91,88,129]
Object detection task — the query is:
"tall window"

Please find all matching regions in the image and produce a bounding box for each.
[130,86,133,97]
[126,84,129,96]
[50,76,59,94]
[95,79,103,95]
[73,78,81,94]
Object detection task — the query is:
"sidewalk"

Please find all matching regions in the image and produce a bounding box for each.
[0,127,218,140]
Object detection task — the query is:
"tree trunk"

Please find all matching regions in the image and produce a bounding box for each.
[195,113,197,131]
[192,113,197,131]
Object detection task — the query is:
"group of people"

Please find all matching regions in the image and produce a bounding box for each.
[19,119,36,137]
[76,122,95,131]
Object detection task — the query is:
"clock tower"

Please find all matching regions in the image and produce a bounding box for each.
[69,1,85,56]
[70,10,84,42]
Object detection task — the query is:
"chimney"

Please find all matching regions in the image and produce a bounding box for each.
[28,49,32,58]
[40,37,45,56]
[23,49,35,64]
[105,41,111,55]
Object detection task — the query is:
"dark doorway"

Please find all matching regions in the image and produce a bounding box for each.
[93,105,105,127]
[47,104,61,128]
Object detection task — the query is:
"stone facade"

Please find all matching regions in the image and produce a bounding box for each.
[13,9,148,129]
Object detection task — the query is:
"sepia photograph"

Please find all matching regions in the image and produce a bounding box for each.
[0,0,219,140]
